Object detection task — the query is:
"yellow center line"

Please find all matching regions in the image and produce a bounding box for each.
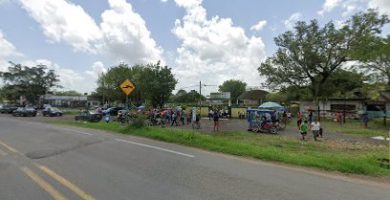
[0,139,19,154]
[36,164,96,200]
[21,167,68,200]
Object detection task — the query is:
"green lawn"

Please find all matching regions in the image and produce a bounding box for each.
[321,120,389,137]
[54,121,390,177]
[287,118,389,137]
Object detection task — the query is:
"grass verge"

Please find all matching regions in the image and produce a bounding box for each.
[287,118,389,137]
[55,121,390,177]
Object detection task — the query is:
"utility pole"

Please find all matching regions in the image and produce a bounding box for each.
[199,81,202,106]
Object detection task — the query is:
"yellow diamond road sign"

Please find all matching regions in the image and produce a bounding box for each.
[120,79,135,96]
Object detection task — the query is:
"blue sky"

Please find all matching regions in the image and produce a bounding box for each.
[0,0,389,94]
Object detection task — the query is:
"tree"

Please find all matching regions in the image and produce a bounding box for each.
[320,69,364,98]
[269,70,364,102]
[96,62,177,107]
[172,89,205,103]
[96,63,144,105]
[258,10,388,100]
[53,90,82,96]
[0,62,60,104]
[218,80,247,104]
[350,35,390,86]
[137,62,177,107]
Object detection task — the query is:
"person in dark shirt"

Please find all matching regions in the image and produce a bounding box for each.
[213,110,220,131]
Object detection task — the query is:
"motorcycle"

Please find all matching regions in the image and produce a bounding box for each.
[254,120,278,134]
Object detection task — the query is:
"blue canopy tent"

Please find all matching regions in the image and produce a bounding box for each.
[258,102,285,111]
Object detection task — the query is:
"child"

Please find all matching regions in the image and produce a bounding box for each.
[300,120,308,140]
[311,119,321,141]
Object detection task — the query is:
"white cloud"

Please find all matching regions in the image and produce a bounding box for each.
[20,0,163,65]
[0,32,102,93]
[284,12,302,30]
[318,0,342,15]
[369,0,390,15]
[0,31,22,59]
[161,0,168,2]
[21,59,106,93]
[0,31,23,72]
[250,20,267,32]
[318,0,389,17]
[85,61,107,77]
[99,0,163,65]
[20,0,102,53]
[172,0,266,93]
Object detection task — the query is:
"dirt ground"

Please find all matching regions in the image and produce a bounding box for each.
[3,113,387,145]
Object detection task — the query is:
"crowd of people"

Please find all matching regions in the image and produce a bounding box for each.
[297,111,322,141]
[147,108,201,128]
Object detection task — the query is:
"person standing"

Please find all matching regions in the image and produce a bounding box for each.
[311,119,321,141]
[247,111,255,131]
[300,120,308,140]
[213,110,220,131]
[297,111,303,130]
[362,113,369,128]
[308,111,313,125]
[166,109,171,126]
[182,110,187,126]
[171,111,178,126]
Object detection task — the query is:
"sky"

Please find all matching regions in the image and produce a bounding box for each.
[0,0,389,95]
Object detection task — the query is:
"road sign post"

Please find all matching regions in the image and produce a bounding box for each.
[120,79,136,111]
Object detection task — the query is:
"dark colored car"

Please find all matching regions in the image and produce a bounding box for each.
[12,107,37,117]
[0,105,18,114]
[42,107,63,117]
[75,111,102,122]
[103,107,124,116]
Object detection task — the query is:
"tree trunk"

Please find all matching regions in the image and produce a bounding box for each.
[312,82,321,121]
[387,74,390,86]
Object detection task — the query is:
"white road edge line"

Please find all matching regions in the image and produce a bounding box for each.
[115,138,195,158]
[61,128,94,136]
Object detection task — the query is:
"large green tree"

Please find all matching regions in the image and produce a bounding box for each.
[172,89,205,103]
[320,69,364,98]
[53,90,82,96]
[218,79,247,104]
[267,69,364,102]
[258,10,388,100]
[350,35,390,86]
[96,62,177,107]
[0,63,60,104]
[137,62,177,107]
[96,63,143,104]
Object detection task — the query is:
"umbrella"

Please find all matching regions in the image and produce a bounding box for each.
[258,102,283,110]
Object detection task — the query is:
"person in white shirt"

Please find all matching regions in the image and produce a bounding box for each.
[311,119,321,141]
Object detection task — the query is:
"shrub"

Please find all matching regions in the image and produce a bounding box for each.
[131,114,147,128]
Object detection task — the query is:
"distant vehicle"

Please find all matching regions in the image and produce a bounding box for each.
[42,107,63,117]
[103,107,124,116]
[75,111,102,122]
[0,105,19,114]
[12,107,37,117]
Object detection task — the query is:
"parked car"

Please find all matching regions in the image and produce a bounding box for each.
[12,107,37,117]
[75,111,102,122]
[42,107,63,117]
[0,105,19,114]
[103,107,124,116]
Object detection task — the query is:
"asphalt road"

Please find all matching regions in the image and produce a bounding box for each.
[0,115,389,200]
